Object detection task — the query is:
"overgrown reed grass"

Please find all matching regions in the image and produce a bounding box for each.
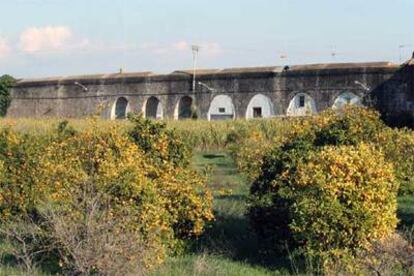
[0,117,292,151]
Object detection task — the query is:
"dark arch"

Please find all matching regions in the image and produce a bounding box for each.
[145,96,163,119]
[175,96,194,119]
[112,97,129,120]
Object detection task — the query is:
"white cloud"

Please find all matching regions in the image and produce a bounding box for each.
[172,41,190,51]
[0,37,11,58]
[201,42,223,57]
[19,26,72,53]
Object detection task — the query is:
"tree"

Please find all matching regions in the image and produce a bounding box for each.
[0,74,16,117]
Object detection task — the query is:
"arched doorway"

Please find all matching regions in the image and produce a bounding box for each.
[111,97,129,120]
[287,93,317,116]
[332,92,362,110]
[145,96,163,119]
[175,96,194,119]
[208,95,235,121]
[246,94,274,119]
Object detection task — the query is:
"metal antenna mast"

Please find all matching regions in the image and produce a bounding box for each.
[398,44,412,63]
[192,45,200,92]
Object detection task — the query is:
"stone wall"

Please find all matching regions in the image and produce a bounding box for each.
[7,60,414,125]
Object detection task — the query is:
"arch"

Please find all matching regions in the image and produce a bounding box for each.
[287,93,317,116]
[111,97,129,120]
[208,95,235,121]
[174,96,194,120]
[245,94,274,119]
[144,96,163,119]
[332,92,362,110]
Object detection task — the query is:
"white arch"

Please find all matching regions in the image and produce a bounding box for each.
[143,96,163,119]
[287,93,317,116]
[208,95,235,121]
[332,92,362,110]
[245,94,274,119]
[111,97,130,120]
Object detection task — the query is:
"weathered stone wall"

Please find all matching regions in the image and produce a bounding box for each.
[7,60,414,125]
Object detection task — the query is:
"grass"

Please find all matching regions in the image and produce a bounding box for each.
[152,152,291,276]
[151,254,278,276]
[398,195,414,228]
[0,117,291,151]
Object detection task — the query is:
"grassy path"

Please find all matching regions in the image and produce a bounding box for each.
[152,152,289,276]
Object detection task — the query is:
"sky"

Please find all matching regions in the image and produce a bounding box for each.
[0,0,413,78]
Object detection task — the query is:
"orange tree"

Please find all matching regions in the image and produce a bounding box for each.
[0,117,213,273]
[248,107,399,265]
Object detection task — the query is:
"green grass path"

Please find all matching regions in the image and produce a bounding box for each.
[152,152,290,276]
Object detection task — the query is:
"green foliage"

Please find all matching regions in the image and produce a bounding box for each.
[127,113,191,168]
[0,75,15,117]
[0,119,213,273]
[313,107,385,146]
[376,128,414,195]
[248,107,400,266]
[0,128,48,218]
[291,144,398,261]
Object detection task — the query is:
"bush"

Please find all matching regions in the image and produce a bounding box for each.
[127,114,191,168]
[41,186,154,275]
[376,128,414,195]
[248,107,400,266]
[291,144,398,259]
[0,128,48,218]
[0,119,213,274]
[228,118,303,181]
[0,75,15,117]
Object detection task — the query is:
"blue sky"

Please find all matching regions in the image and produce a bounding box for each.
[1,0,413,78]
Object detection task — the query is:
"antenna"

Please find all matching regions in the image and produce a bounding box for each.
[398,44,412,63]
[331,45,337,61]
[192,45,200,92]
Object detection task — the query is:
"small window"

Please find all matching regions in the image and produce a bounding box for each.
[299,95,305,107]
[218,107,226,113]
[253,107,262,118]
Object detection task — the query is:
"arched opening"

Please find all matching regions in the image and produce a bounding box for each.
[246,94,274,119]
[175,96,194,119]
[145,96,163,119]
[287,93,317,116]
[208,95,235,121]
[111,97,129,120]
[332,92,362,110]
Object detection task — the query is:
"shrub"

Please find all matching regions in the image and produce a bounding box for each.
[313,107,385,147]
[228,118,303,181]
[376,128,414,195]
[291,144,398,259]
[0,128,48,218]
[0,119,213,273]
[127,114,191,168]
[0,215,49,275]
[0,75,15,117]
[248,107,400,266]
[41,186,154,275]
